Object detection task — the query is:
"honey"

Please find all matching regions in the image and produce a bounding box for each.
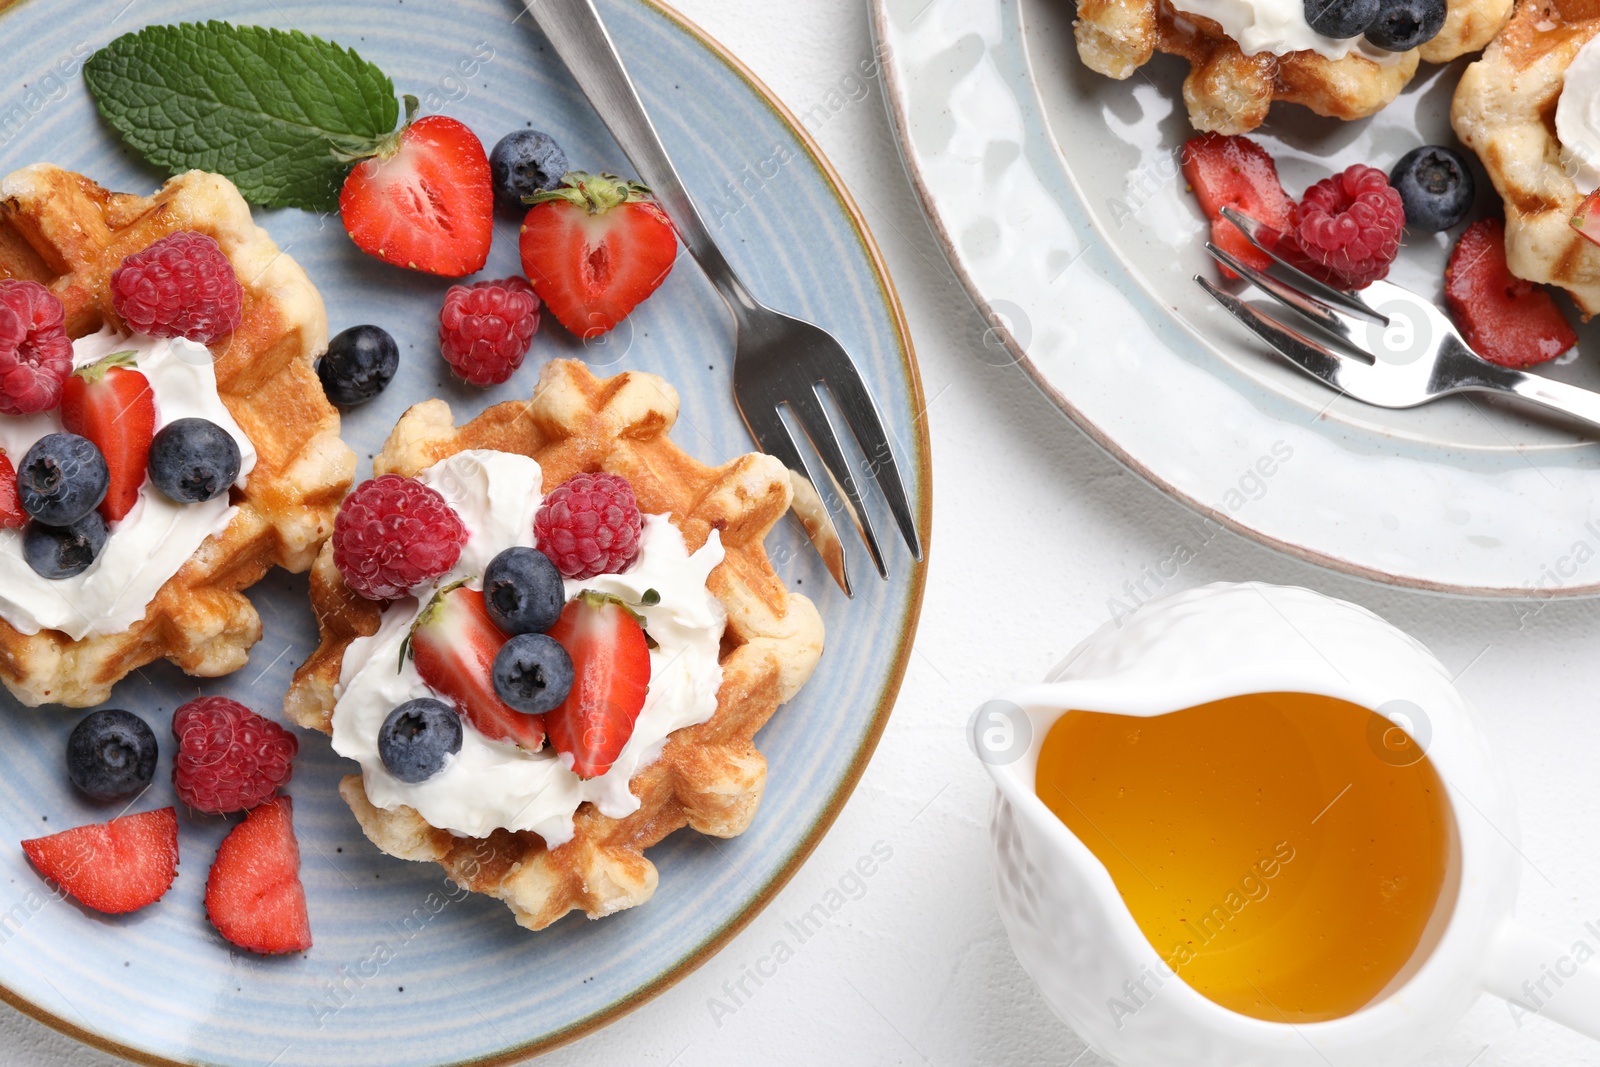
[1035,691,1454,1023]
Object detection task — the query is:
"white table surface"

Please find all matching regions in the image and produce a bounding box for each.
[8,2,1600,1064]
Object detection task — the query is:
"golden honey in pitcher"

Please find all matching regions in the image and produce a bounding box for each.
[1035,691,1454,1023]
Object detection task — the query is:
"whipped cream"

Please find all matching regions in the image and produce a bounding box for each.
[1171,0,1405,65]
[0,327,256,640]
[330,450,727,847]
[1558,37,1600,194]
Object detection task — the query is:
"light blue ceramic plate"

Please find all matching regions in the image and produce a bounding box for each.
[0,2,930,1063]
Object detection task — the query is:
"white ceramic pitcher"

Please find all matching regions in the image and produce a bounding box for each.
[977,582,1600,1067]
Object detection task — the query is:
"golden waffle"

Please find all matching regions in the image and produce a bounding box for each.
[0,165,356,706]
[285,359,825,930]
[1453,0,1600,317]
[1076,0,1511,133]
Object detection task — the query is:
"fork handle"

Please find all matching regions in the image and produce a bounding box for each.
[1477,364,1600,431]
[524,0,760,319]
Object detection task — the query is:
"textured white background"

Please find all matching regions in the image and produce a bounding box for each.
[8,1,1600,1064]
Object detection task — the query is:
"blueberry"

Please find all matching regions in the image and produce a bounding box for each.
[24,512,107,579]
[378,698,463,783]
[1389,146,1475,232]
[67,709,158,801]
[1365,0,1445,51]
[317,325,399,407]
[483,547,564,635]
[17,432,108,525]
[1304,0,1380,38]
[492,633,573,715]
[490,130,569,213]
[147,418,241,503]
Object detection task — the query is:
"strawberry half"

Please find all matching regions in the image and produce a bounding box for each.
[205,794,312,955]
[21,807,178,915]
[544,591,651,779]
[0,450,26,529]
[60,350,155,522]
[1573,187,1600,247]
[518,172,678,338]
[340,112,494,278]
[1181,133,1294,278]
[1445,217,1576,368]
[407,581,546,750]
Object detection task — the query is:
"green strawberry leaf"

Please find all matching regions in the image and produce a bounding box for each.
[72,350,139,383]
[84,22,400,213]
[523,172,652,213]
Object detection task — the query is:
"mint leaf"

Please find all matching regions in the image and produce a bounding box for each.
[84,22,399,212]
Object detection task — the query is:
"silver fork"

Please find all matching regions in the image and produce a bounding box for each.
[525,0,922,596]
[1195,206,1600,429]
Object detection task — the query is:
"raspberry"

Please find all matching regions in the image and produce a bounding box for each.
[0,279,73,416]
[534,472,643,579]
[333,474,468,600]
[438,276,541,386]
[171,696,297,814]
[110,231,244,344]
[1289,165,1405,289]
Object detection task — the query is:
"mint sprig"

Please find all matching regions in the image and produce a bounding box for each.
[84,22,402,213]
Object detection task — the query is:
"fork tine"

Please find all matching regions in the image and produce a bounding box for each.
[1196,275,1376,398]
[1204,242,1362,345]
[1217,206,1386,324]
[815,369,922,561]
[739,400,854,596]
[789,390,889,578]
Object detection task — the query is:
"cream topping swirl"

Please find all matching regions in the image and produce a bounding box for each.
[329,450,727,847]
[1171,0,1406,65]
[0,327,255,640]
[1558,36,1600,194]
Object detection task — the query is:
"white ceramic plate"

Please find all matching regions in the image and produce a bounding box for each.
[874,0,1600,596]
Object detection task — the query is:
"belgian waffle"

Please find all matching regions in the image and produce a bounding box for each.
[1075,0,1512,133]
[0,165,355,707]
[285,359,825,930]
[1453,0,1600,317]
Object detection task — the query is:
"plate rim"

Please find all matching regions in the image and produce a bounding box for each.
[0,0,933,1063]
[870,0,1600,600]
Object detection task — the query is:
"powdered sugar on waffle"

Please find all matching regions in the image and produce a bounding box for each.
[329,449,726,847]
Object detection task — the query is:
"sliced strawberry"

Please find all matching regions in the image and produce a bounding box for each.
[340,113,493,278]
[1181,133,1294,279]
[1445,217,1576,368]
[408,581,546,750]
[1573,187,1600,247]
[59,350,155,522]
[518,172,678,338]
[21,807,178,915]
[544,591,652,779]
[205,794,311,955]
[0,450,26,529]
